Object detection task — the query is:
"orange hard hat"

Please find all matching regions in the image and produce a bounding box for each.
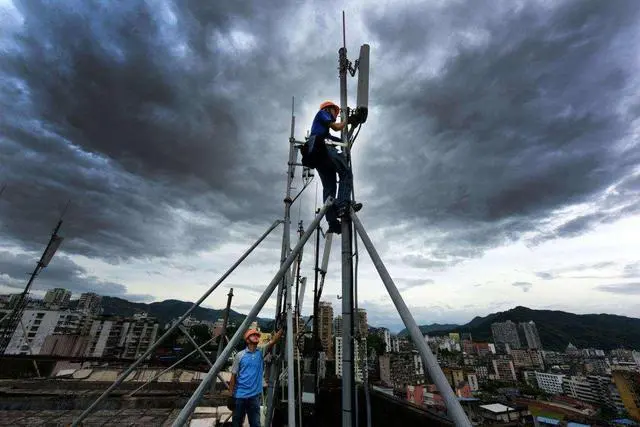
[319,101,340,113]
[244,329,260,341]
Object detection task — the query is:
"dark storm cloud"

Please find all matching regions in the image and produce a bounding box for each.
[595,283,640,295]
[360,0,640,258]
[0,0,329,262]
[512,282,533,293]
[0,250,152,301]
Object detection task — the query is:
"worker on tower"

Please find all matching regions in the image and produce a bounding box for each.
[227,327,283,427]
[301,101,362,234]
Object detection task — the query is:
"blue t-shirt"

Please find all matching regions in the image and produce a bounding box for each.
[231,345,266,398]
[310,110,341,142]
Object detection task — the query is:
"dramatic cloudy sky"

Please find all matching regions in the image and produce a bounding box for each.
[1,0,639,332]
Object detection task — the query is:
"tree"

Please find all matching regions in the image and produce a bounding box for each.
[367,333,386,356]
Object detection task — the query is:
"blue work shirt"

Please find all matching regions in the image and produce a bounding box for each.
[310,109,342,142]
[231,344,266,398]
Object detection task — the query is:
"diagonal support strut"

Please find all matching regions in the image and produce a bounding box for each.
[351,210,472,427]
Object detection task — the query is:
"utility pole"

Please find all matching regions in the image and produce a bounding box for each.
[0,217,64,354]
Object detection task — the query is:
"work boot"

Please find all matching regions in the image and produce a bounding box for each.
[328,221,342,234]
[337,201,363,217]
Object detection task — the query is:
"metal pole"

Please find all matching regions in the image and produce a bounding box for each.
[339,10,355,427]
[0,219,63,354]
[129,334,220,397]
[71,219,282,426]
[265,96,298,426]
[216,289,234,361]
[351,211,472,427]
[171,199,332,427]
[317,233,333,299]
[341,214,355,427]
[285,251,297,427]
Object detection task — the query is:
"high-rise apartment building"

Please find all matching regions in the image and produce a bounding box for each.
[357,308,368,338]
[379,328,391,353]
[334,315,342,337]
[510,349,544,369]
[390,334,400,353]
[491,358,517,382]
[85,314,158,359]
[491,320,521,350]
[535,371,565,394]
[78,292,102,315]
[4,309,88,355]
[318,301,334,359]
[335,336,366,382]
[43,288,71,308]
[519,321,542,349]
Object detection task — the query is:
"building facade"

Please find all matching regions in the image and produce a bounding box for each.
[43,288,71,308]
[318,301,334,359]
[4,309,88,355]
[535,371,565,394]
[357,308,368,338]
[335,336,365,382]
[491,321,522,350]
[85,314,158,359]
[334,315,342,337]
[379,351,425,389]
[492,358,517,382]
[519,321,542,349]
[510,349,544,370]
[40,334,89,357]
[78,292,102,315]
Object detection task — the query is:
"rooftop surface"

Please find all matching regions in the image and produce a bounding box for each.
[0,407,247,426]
[480,403,515,413]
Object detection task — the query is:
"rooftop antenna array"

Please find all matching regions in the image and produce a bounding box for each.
[0,203,68,355]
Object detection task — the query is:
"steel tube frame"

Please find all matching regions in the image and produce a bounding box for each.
[179,327,229,387]
[179,326,213,367]
[71,219,282,426]
[351,211,472,427]
[265,97,298,427]
[171,199,332,427]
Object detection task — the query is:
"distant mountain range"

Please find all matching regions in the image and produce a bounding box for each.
[81,296,274,330]
[88,298,640,351]
[398,306,640,351]
[397,323,459,337]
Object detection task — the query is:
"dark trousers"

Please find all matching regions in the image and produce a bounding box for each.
[316,146,353,226]
[232,394,261,427]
